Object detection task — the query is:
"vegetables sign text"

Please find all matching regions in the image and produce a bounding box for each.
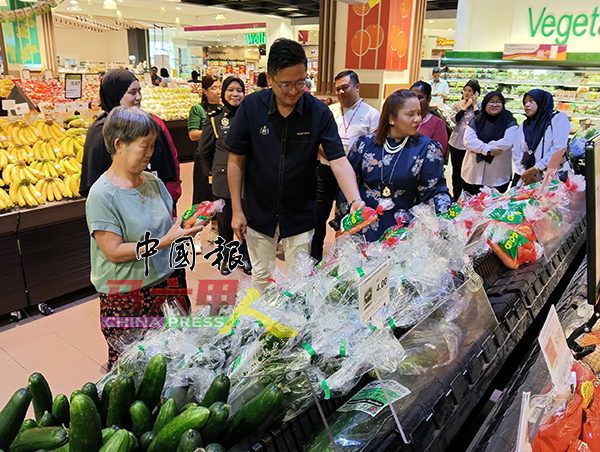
[529,7,600,44]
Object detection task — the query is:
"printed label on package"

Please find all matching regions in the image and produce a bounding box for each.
[337,380,410,417]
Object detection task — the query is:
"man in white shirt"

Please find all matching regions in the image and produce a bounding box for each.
[310,70,380,261]
[429,67,449,108]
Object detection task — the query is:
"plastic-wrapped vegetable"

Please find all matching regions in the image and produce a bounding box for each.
[181,199,226,229]
[337,207,379,236]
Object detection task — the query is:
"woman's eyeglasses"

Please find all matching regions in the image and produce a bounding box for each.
[488,101,503,106]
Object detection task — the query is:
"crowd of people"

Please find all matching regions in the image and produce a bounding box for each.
[82,39,571,367]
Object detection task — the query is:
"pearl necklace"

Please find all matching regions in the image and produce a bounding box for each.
[384,135,409,154]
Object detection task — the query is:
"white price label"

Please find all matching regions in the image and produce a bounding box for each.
[14,103,29,115]
[44,70,53,80]
[21,69,31,80]
[2,99,16,110]
[65,74,83,99]
[77,101,89,111]
[66,102,78,111]
[358,262,390,324]
[538,306,573,393]
[55,104,67,113]
[144,73,152,86]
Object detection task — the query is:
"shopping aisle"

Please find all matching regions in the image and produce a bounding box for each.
[0,161,337,417]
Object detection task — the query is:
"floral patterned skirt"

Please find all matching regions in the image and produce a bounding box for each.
[99,269,190,371]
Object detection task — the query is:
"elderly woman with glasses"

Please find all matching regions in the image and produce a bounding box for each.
[86,106,205,370]
[461,91,518,195]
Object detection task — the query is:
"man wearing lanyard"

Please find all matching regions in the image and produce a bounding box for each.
[429,67,449,108]
[310,70,380,261]
[226,40,365,291]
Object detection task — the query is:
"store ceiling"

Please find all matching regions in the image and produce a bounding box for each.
[426,0,458,11]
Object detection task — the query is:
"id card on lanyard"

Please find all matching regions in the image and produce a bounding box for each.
[341,100,362,153]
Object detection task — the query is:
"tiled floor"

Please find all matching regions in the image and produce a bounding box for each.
[0,161,337,416]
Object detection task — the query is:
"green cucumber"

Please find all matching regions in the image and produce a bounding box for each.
[81,383,101,413]
[36,412,58,428]
[147,407,211,452]
[130,401,153,437]
[200,374,229,408]
[222,383,283,448]
[180,403,197,413]
[28,374,53,423]
[70,391,84,402]
[18,420,36,434]
[175,429,202,452]
[99,430,131,452]
[139,432,155,451]
[102,427,117,444]
[51,395,69,428]
[7,427,68,452]
[100,380,115,427]
[199,403,228,445]
[0,388,33,450]
[136,354,167,411]
[107,374,135,429]
[204,445,226,452]
[69,394,103,452]
[153,398,177,434]
[126,431,139,452]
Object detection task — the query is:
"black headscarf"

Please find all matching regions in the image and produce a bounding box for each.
[221,76,245,115]
[522,89,556,152]
[99,69,138,112]
[464,79,481,97]
[470,91,517,143]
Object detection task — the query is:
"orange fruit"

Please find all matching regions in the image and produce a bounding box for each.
[351,29,371,56]
[400,0,411,18]
[389,25,401,50]
[365,24,384,50]
[352,3,371,16]
[396,31,407,57]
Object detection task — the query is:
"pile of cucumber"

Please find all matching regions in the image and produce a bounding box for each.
[0,352,286,452]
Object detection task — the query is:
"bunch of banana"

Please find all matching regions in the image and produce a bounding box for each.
[58,156,81,176]
[65,118,89,129]
[0,130,11,149]
[66,128,86,138]
[0,149,16,170]
[0,187,14,210]
[30,159,64,178]
[9,121,40,146]
[9,178,46,207]
[64,173,81,198]
[32,139,57,161]
[8,144,34,164]
[34,119,66,141]
[58,136,82,158]
[35,176,68,202]
[2,160,43,185]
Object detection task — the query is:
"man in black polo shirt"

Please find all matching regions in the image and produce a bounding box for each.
[226,38,365,290]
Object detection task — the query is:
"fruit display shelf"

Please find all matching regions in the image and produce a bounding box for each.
[0,208,27,316]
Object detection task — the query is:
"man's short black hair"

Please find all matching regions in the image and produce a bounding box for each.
[151,66,158,71]
[267,38,307,77]
[334,70,359,86]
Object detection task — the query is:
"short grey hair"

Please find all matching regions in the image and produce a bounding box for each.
[103,106,161,155]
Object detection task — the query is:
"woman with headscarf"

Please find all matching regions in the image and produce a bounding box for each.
[513,89,571,186]
[188,75,222,250]
[462,91,518,195]
[448,79,481,200]
[80,69,181,208]
[200,76,252,276]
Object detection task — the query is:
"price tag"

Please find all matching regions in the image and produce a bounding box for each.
[77,101,89,111]
[358,262,390,324]
[2,99,16,110]
[144,73,152,86]
[55,103,67,113]
[66,102,78,111]
[64,73,83,99]
[14,103,29,115]
[516,392,531,452]
[44,70,53,80]
[21,69,31,80]
[538,305,573,393]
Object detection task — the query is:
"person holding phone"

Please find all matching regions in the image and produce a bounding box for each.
[448,79,480,200]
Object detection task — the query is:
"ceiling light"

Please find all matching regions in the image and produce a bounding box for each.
[429,20,433,23]
[176,6,181,10]
[448,28,453,30]
[116,10,123,19]
[278,6,299,11]
[67,0,81,11]
[117,0,123,2]
[103,0,117,10]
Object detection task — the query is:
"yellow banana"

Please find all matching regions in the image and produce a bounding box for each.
[46,179,54,202]
[54,178,68,197]
[64,175,73,197]
[9,181,19,203]
[0,150,7,169]
[15,184,26,207]
[3,163,15,185]
[51,181,62,201]
[21,183,37,206]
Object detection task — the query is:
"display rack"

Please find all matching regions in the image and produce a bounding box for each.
[238,210,587,452]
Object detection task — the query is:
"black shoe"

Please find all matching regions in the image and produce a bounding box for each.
[242,256,252,275]
[220,265,232,276]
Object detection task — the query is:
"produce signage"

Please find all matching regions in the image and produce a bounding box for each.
[64,74,82,100]
[527,6,600,45]
[503,43,567,60]
[245,32,266,45]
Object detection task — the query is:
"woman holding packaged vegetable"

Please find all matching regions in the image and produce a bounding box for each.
[86,107,205,370]
[513,89,570,186]
[336,90,452,243]
[462,91,518,195]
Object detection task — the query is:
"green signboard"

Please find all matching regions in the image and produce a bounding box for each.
[246,32,266,45]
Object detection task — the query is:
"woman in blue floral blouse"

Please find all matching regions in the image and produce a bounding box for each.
[336,90,452,242]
